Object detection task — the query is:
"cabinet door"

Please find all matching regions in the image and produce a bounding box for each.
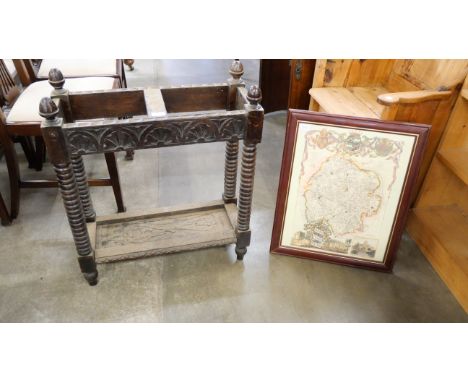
[259,59,291,113]
[288,59,316,110]
[259,59,316,113]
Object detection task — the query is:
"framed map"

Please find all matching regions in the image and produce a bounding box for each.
[270,111,429,271]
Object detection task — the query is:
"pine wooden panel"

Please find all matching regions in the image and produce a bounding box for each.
[348,86,388,116]
[313,60,468,93]
[346,60,394,87]
[437,148,468,185]
[384,70,421,93]
[416,157,468,212]
[416,75,468,207]
[320,59,353,87]
[391,60,468,90]
[391,60,431,89]
[309,87,378,118]
[315,60,394,88]
[394,100,442,193]
[311,59,327,88]
[439,94,468,149]
[407,205,468,313]
[410,75,468,312]
[411,206,468,263]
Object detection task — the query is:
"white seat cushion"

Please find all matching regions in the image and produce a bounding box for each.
[37,59,117,77]
[7,77,115,123]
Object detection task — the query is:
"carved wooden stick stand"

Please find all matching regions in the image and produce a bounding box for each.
[40,60,264,285]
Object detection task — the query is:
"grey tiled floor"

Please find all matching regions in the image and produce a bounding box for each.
[0,60,466,322]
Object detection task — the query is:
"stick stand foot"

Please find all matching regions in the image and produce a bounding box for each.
[235,246,247,260]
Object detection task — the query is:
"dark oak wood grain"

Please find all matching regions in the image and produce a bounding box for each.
[69,90,147,120]
[161,85,228,113]
[259,59,290,113]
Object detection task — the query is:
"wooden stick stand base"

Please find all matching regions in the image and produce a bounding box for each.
[88,201,238,263]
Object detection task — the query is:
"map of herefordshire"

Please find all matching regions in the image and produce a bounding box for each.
[304,155,381,235]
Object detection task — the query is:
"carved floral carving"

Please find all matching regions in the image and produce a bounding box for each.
[64,115,246,155]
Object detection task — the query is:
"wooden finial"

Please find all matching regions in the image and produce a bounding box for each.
[229,59,244,80]
[48,68,65,90]
[247,85,262,106]
[39,97,59,120]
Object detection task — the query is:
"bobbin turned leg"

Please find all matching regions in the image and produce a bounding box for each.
[235,85,263,260]
[47,68,126,213]
[71,155,96,222]
[223,139,239,203]
[223,60,244,204]
[235,141,257,259]
[54,161,98,285]
[39,97,98,286]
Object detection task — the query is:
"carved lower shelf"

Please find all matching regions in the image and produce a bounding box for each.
[88,200,238,263]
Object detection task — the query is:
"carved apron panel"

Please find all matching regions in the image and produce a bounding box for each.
[64,115,247,155]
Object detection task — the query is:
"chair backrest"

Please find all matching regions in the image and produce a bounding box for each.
[313,59,468,92]
[312,59,394,88]
[12,59,37,87]
[386,60,468,92]
[0,60,20,107]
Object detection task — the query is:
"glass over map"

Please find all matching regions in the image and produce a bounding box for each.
[281,122,417,263]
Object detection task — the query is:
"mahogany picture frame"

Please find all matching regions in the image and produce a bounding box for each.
[270,110,430,271]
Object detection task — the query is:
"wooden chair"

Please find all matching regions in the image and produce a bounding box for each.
[0,60,125,221]
[15,59,128,87]
[0,62,38,170]
[0,189,11,226]
[309,59,468,194]
[15,59,135,161]
[3,60,17,81]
